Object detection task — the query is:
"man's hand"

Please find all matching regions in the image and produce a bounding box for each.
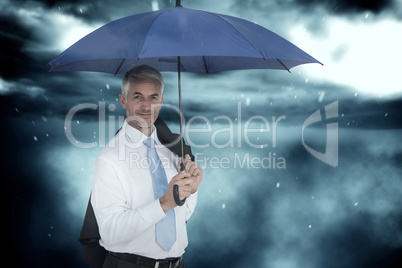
[159,154,203,213]
[183,154,203,194]
[160,171,192,213]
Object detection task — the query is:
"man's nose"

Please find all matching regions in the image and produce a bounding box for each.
[141,98,152,109]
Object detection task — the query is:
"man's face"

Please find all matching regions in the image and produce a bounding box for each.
[119,81,163,133]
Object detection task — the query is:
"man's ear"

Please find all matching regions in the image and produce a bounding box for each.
[119,93,127,109]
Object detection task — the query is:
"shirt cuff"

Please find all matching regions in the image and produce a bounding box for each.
[137,199,166,225]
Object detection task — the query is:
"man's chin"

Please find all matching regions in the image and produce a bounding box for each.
[128,119,152,130]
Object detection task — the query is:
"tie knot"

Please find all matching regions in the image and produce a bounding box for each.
[143,137,155,148]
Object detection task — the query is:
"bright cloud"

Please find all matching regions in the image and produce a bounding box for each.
[0,76,45,97]
[49,11,101,53]
[290,15,402,96]
[12,3,100,54]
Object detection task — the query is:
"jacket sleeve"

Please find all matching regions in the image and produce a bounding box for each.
[154,117,194,161]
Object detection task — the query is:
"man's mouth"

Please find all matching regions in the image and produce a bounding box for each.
[137,111,152,118]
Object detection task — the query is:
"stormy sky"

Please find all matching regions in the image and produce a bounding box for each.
[1,0,402,267]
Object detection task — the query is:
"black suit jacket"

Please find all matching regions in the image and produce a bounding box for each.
[78,117,193,268]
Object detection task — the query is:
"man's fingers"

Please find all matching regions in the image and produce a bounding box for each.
[184,159,200,175]
[194,166,203,176]
[172,171,191,181]
[188,165,202,178]
[171,176,191,187]
[186,161,196,173]
[178,185,192,199]
[181,156,202,178]
[180,171,191,180]
[184,154,191,163]
[173,177,192,200]
[176,178,192,186]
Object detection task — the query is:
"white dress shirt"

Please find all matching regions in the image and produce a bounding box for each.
[91,120,197,259]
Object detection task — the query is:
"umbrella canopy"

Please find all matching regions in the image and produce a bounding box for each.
[49,5,321,74]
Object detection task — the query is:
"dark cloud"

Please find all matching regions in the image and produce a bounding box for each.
[0,13,38,79]
[30,0,168,23]
[22,0,83,7]
[314,212,399,267]
[1,115,88,267]
[293,0,394,14]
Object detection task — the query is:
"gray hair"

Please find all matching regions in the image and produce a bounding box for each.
[122,65,164,97]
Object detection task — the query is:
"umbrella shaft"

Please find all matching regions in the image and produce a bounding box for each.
[175,56,187,207]
[178,56,185,163]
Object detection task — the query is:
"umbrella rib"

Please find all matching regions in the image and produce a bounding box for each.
[276,59,291,73]
[202,56,209,74]
[114,58,126,76]
[136,10,168,60]
[207,11,268,59]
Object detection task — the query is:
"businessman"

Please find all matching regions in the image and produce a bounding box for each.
[91,65,203,268]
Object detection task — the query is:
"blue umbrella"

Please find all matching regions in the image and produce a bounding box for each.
[49,0,322,205]
[49,1,321,74]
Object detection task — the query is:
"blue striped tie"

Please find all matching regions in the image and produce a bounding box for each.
[143,137,176,251]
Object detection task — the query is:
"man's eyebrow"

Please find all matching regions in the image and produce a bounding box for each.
[131,92,160,97]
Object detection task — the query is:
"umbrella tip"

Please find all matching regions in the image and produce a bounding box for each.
[176,0,182,7]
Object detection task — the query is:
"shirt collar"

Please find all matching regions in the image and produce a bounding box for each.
[122,120,161,146]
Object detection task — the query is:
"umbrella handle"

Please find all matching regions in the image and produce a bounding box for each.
[173,185,185,206]
[173,161,186,206]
